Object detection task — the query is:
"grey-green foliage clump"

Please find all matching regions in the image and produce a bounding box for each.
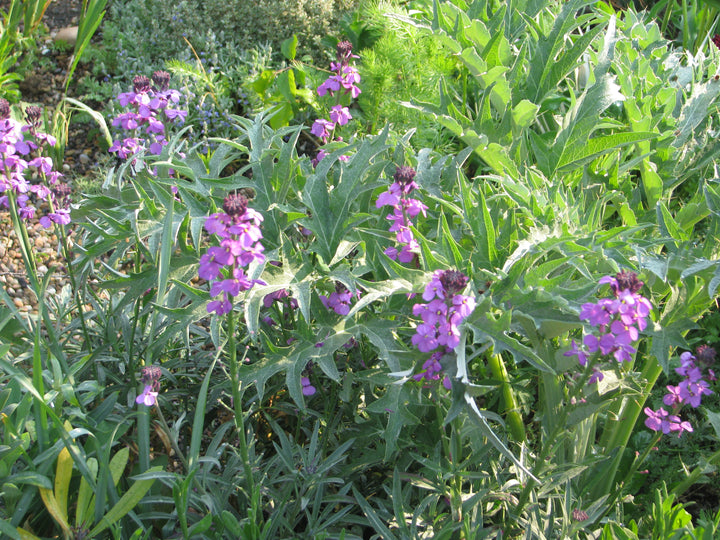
[203,0,359,62]
[100,0,357,69]
[91,0,357,108]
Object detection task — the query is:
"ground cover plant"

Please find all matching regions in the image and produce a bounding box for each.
[3,0,720,538]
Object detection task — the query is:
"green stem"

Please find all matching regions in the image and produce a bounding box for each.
[450,415,463,525]
[514,354,602,517]
[487,353,525,443]
[137,405,150,474]
[227,308,261,531]
[591,355,663,500]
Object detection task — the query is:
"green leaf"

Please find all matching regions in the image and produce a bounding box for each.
[365,384,421,460]
[512,99,540,129]
[5,471,52,489]
[281,34,298,61]
[88,466,161,538]
[556,132,658,173]
[352,485,398,540]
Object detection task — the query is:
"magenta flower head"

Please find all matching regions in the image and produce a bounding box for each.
[566,270,653,376]
[200,193,266,315]
[411,270,476,385]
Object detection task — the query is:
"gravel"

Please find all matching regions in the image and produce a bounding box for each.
[3,0,104,317]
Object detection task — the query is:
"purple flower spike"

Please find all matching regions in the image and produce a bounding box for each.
[410,270,476,387]
[200,193,265,315]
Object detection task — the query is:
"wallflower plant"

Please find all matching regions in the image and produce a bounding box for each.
[109,71,187,164]
[310,40,361,166]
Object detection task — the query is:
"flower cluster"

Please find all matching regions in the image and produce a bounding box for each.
[109,72,187,162]
[0,100,72,227]
[565,271,652,383]
[376,166,427,263]
[136,365,162,407]
[262,288,299,326]
[320,282,358,316]
[311,41,361,166]
[411,270,476,385]
[198,193,266,315]
[644,345,716,437]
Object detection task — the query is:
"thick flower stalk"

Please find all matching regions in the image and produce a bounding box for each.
[565,271,653,383]
[0,100,71,227]
[411,270,476,386]
[376,165,427,263]
[199,194,266,315]
[109,72,187,162]
[643,345,715,437]
[311,40,361,166]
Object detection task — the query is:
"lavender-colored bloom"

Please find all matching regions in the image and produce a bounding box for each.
[109,73,186,169]
[564,339,589,366]
[301,376,316,396]
[200,194,265,314]
[678,378,713,408]
[311,118,335,141]
[136,385,158,406]
[329,105,352,126]
[663,385,683,408]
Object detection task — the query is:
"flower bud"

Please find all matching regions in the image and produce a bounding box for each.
[222,193,248,218]
[152,70,171,92]
[0,98,10,120]
[133,75,151,94]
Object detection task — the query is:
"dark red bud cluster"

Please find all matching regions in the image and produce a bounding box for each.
[223,193,248,218]
[613,270,643,296]
[393,165,416,187]
[439,269,469,296]
[152,70,171,92]
[133,75,152,94]
[0,98,10,120]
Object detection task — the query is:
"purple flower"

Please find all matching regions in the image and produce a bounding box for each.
[644,407,693,437]
[301,376,316,396]
[109,73,186,170]
[329,105,352,126]
[200,194,265,315]
[311,118,335,141]
[136,385,158,406]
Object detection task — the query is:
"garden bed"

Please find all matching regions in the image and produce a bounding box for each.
[2,1,720,539]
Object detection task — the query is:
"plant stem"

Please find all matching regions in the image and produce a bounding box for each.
[514,354,601,517]
[487,353,525,443]
[227,308,261,531]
